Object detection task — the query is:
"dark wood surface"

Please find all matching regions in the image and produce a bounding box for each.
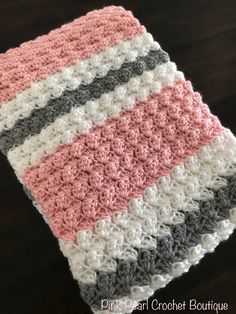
[0,1,236,313]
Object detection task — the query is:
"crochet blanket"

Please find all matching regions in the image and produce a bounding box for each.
[0,6,235,314]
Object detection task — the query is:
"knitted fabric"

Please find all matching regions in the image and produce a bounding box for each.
[0,6,235,314]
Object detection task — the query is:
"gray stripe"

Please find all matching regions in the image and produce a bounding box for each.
[0,49,169,154]
[79,173,236,307]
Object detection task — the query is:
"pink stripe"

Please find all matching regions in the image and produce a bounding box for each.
[0,6,145,105]
[23,80,224,240]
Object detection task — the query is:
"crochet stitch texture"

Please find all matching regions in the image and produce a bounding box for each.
[0,6,236,314]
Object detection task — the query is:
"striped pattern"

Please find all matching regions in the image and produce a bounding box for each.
[0,33,158,132]
[0,6,145,104]
[0,6,235,314]
[8,62,182,177]
[58,130,236,311]
[59,130,236,278]
[23,79,223,240]
[0,49,169,154]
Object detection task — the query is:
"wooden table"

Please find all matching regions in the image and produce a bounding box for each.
[0,0,235,313]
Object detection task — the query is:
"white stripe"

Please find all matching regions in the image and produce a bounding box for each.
[8,62,184,177]
[0,33,158,132]
[59,130,236,286]
[92,217,236,314]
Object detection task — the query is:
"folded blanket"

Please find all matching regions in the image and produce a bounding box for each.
[0,6,235,314]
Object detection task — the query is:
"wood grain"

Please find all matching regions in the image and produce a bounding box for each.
[0,1,235,313]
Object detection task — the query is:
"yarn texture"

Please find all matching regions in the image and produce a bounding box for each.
[0,6,235,314]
